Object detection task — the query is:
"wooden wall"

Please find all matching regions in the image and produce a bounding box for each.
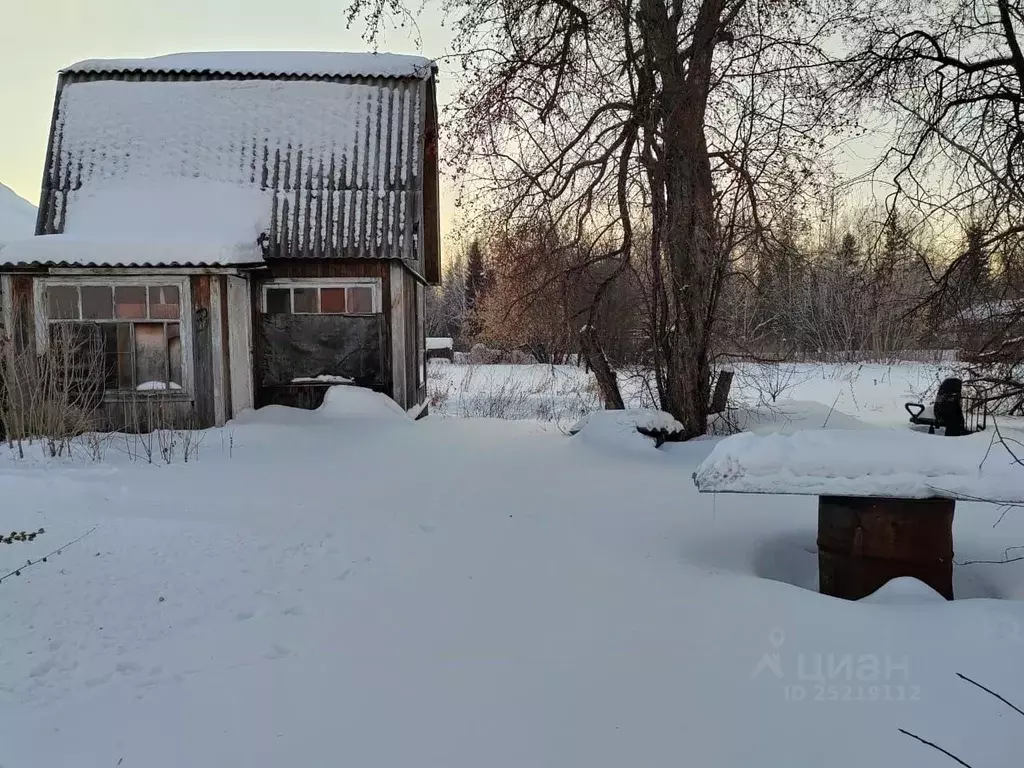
[395,265,427,411]
[3,259,426,426]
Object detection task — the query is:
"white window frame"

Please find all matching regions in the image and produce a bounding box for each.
[34,275,195,399]
[260,278,382,314]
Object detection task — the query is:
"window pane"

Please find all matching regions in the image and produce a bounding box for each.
[101,324,120,390]
[81,286,113,320]
[293,287,319,313]
[320,287,347,313]
[115,286,147,319]
[168,324,183,390]
[149,285,180,319]
[49,323,104,388]
[112,324,134,390]
[48,286,79,319]
[134,323,167,390]
[266,288,290,314]
[347,286,374,314]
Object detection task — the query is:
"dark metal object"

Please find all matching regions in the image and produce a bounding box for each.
[817,495,955,600]
[905,376,987,435]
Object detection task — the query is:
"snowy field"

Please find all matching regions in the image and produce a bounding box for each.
[3,365,1024,767]
[427,359,950,427]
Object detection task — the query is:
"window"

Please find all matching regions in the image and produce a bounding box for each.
[262,280,380,315]
[38,279,190,395]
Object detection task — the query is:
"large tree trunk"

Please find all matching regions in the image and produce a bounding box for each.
[580,326,625,410]
[643,0,723,439]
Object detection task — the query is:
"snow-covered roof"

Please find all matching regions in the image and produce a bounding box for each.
[36,69,431,263]
[694,429,1024,503]
[0,236,262,269]
[64,51,435,80]
[0,182,36,243]
[0,180,268,267]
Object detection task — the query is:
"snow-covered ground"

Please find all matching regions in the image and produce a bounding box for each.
[428,360,949,427]
[0,181,36,242]
[3,366,1024,767]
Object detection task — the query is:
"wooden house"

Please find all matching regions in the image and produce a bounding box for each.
[0,51,440,429]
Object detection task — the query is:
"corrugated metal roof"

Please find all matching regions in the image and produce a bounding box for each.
[64,51,435,79]
[38,73,431,263]
[0,260,264,269]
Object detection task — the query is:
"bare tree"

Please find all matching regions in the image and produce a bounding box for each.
[426,249,470,340]
[347,0,848,438]
[853,0,1024,401]
[0,305,105,459]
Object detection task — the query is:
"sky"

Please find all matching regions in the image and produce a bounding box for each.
[0,0,454,220]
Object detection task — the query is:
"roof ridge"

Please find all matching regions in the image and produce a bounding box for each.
[63,51,437,80]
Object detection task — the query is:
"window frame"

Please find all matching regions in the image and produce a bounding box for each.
[260,278,382,315]
[34,275,195,400]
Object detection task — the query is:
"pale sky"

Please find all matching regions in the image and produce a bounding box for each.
[0,0,453,216]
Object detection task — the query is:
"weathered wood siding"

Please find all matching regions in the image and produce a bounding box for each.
[0,272,226,431]
[226,275,254,417]
[190,275,216,426]
[423,80,441,286]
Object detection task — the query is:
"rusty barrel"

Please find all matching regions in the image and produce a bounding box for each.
[817,495,955,600]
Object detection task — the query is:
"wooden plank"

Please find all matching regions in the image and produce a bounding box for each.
[191,275,215,427]
[12,276,35,349]
[415,280,426,403]
[0,275,13,338]
[226,274,254,417]
[209,275,226,426]
[422,79,442,285]
[709,369,734,415]
[260,259,389,281]
[390,261,408,409]
[406,272,419,404]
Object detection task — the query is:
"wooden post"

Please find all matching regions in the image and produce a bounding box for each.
[817,495,955,600]
[709,369,734,415]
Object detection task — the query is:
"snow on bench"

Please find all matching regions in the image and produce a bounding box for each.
[694,429,1024,504]
[695,429,1024,600]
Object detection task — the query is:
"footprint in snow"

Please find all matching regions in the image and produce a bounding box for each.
[29,658,56,678]
[84,671,113,689]
[235,610,255,621]
[264,644,292,660]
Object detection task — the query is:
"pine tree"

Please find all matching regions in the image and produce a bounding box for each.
[464,240,487,312]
